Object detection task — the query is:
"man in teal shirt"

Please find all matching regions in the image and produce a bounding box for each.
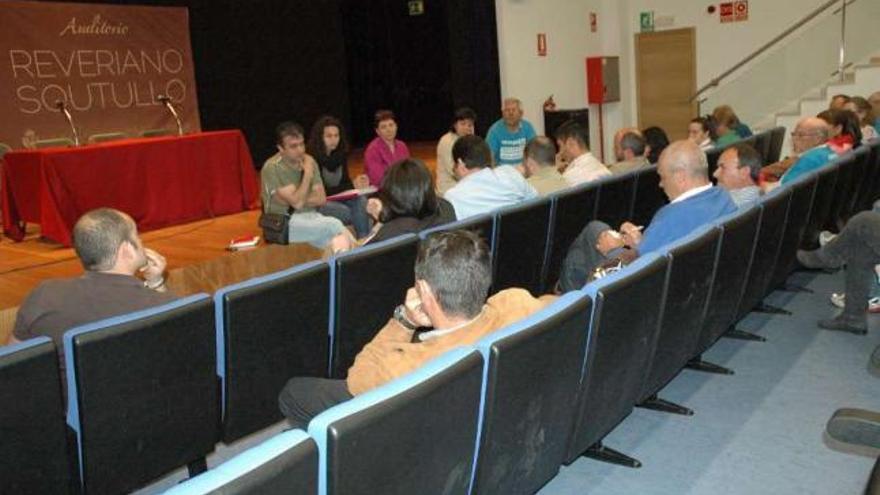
[486,97,537,168]
[770,117,837,189]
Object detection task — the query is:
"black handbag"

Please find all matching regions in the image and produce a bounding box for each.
[259,210,290,245]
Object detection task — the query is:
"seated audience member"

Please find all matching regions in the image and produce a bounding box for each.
[713,143,763,207]
[436,107,477,196]
[844,96,879,141]
[643,126,670,164]
[610,130,651,174]
[555,120,611,186]
[764,117,837,191]
[688,116,717,151]
[486,97,537,168]
[278,229,556,428]
[712,105,742,147]
[11,208,175,379]
[817,109,861,154]
[308,116,371,238]
[869,91,880,133]
[829,93,851,110]
[444,135,537,219]
[558,140,736,292]
[364,109,411,186]
[714,104,753,139]
[797,210,880,335]
[523,136,569,195]
[262,121,348,247]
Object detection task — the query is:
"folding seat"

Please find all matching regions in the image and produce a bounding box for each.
[824,152,858,231]
[733,187,793,323]
[565,253,669,468]
[330,234,418,378]
[492,196,553,295]
[595,170,638,231]
[470,292,592,495]
[706,146,724,180]
[767,126,786,164]
[64,295,218,494]
[214,261,331,443]
[854,143,880,212]
[544,183,599,292]
[420,213,495,251]
[767,173,817,293]
[800,161,839,249]
[639,225,721,414]
[163,429,318,495]
[691,206,761,374]
[753,129,772,164]
[0,337,74,494]
[843,147,871,218]
[630,166,667,227]
[309,348,484,495]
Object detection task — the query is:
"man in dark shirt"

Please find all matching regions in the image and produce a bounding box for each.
[10,208,176,375]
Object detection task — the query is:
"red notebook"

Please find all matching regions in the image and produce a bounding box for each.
[326,186,377,202]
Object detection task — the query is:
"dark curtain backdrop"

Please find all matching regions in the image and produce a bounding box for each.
[31,0,500,160]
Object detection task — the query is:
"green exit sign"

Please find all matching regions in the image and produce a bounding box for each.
[408,0,424,16]
[640,11,654,32]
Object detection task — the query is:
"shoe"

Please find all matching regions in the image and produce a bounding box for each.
[871,297,880,314]
[819,230,837,246]
[796,249,836,270]
[826,408,880,448]
[818,315,868,335]
[829,293,880,313]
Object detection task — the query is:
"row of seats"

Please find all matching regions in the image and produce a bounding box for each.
[705,126,787,179]
[1,137,878,494]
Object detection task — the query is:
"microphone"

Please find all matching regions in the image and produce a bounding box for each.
[157,94,171,104]
[156,95,183,136]
[55,100,65,110]
[54,99,80,146]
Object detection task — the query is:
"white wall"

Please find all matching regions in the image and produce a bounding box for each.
[495,0,840,161]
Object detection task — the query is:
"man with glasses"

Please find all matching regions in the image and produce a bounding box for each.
[764,117,837,192]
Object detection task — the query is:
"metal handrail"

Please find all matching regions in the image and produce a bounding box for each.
[689,0,856,103]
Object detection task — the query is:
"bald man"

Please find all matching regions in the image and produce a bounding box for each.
[764,117,837,192]
[559,140,736,291]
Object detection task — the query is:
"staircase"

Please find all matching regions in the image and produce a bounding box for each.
[773,56,880,157]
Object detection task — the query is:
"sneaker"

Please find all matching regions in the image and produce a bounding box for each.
[818,315,868,335]
[871,297,880,314]
[828,293,880,313]
[819,230,838,246]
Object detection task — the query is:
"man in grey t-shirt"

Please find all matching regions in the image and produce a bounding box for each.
[713,143,762,208]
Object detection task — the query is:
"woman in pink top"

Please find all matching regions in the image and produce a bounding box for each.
[363,109,410,186]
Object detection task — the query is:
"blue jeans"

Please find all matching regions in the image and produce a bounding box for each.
[319,196,371,238]
[288,211,346,248]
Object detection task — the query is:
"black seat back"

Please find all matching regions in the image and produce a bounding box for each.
[861,141,880,210]
[800,162,839,249]
[215,261,331,443]
[769,174,817,291]
[420,214,495,251]
[735,188,792,321]
[595,171,637,230]
[331,234,418,378]
[65,295,218,495]
[631,166,667,227]
[565,254,669,462]
[854,143,879,212]
[706,146,725,180]
[825,152,858,231]
[767,126,786,163]
[842,146,871,221]
[753,129,772,164]
[0,337,73,494]
[642,226,721,400]
[471,292,592,494]
[545,183,599,290]
[492,197,553,295]
[696,206,761,355]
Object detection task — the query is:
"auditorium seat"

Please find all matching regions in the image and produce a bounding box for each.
[565,253,669,468]
[767,126,786,164]
[330,234,418,378]
[800,161,839,249]
[639,225,721,415]
[690,206,761,373]
[752,128,772,164]
[843,146,871,219]
[854,141,880,212]
[87,132,126,144]
[734,186,792,321]
[824,151,858,231]
[767,173,817,292]
[214,261,331,443]
[595,170,638,231]
[545,183,599,291]
[309,348,484,495]
[0,337,73,494]
[164,429,318,495]
[492,196,553,295]
[142,128,175,138]
[33,137,75,149]
[470,292,592,495]
[630,166,667,227]
[64,295,218,494]
[706,146,724,180]
[420,213,495,251]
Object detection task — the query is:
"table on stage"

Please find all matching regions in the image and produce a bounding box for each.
[1,130,260,246]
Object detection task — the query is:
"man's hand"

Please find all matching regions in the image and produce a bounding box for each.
[366,197,383,221]
[619,221,643,248]
[353,174,370,190]
[301,156,315,179]
[140,248,166,285]
[595,230,625,255]
[403,288,432,328]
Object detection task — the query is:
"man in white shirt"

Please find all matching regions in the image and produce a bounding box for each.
[444,135,537,220]
[555,120,611,186]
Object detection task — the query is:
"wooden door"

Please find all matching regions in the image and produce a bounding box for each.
[635,28,696,141]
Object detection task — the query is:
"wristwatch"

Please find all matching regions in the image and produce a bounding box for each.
[393,304,418,331]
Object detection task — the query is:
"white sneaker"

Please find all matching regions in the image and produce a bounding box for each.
[819,231,838,246]
[830,293,880,313]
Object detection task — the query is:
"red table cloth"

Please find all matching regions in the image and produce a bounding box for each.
[1,130,259,246]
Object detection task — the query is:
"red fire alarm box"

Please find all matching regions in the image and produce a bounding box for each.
[586,56,620,104]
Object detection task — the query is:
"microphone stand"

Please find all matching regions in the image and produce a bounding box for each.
[56,102,80,146]
[160,97,184,136]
